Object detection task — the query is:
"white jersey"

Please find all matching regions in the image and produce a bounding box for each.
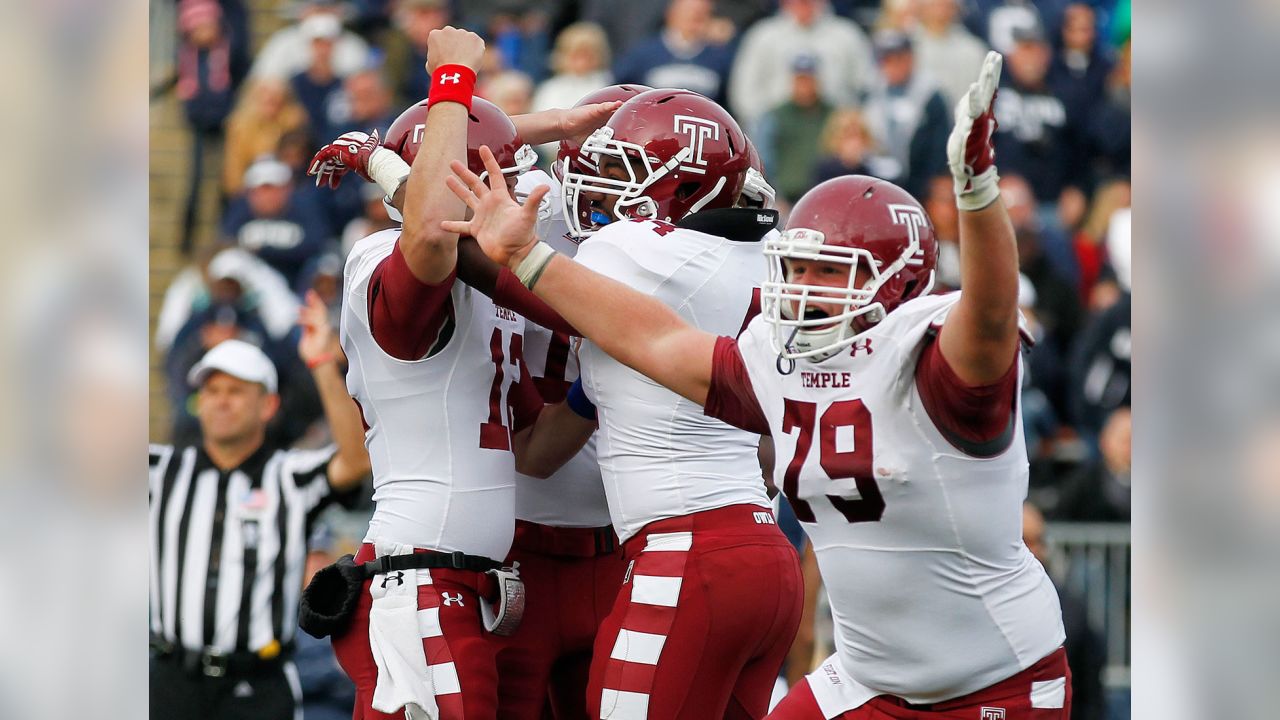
[512,169,611,528]
[576,218,772,542]
[729,293,1064,707]
[341,229,526,560]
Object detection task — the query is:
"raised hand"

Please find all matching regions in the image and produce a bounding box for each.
[307,130,381,190]
[297,290,339,366]
[441,145,549,268]
[426,26,485,74]
[947,51,1003,211]
[560,100,623,145]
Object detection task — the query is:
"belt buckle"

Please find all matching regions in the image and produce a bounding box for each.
[200,649,229,678]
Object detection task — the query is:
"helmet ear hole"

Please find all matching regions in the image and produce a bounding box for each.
[675,182,700,201]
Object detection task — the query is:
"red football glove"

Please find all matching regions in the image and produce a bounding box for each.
[307,129,382,190]
[947,51,1003,211]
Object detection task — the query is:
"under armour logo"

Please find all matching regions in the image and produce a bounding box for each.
[438,72,462,85]
[380,571,405,588]
[851,338,873,357]
[441,592,464,607]
[980,708,1006,720]
[673,114,720,174]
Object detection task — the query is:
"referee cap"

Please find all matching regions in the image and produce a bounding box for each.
[188,339,279,394]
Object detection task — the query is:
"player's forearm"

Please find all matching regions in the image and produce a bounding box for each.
[510,108,567,145]
[400,102,468,284]
[512,401,595,478]
[941,201,1021,382]
[311,359,371,489]
[532,254,711,400]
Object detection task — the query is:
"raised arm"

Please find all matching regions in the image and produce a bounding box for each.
[297,290,370,491]
[442,147,718,405]
[398,28,486,284]
[938,52,1021,384]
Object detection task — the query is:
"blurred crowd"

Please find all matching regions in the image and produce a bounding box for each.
[156,0,1130,715]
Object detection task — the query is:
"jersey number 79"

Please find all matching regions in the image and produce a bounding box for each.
[780,398,886,524]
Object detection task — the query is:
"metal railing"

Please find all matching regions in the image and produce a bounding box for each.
[1046,521,1132,689]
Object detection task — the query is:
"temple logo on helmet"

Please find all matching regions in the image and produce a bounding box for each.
[673,115,720,174]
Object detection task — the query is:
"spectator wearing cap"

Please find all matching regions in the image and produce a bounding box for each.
[613,0,737,105]
[250,0,371,81]
[164,277,289,447]
[222,79,310,196]
[860,29,951,197]
[221,156,335,291]
[993,21,1085,206]
[729,0,874,138]
[381,0,449,107]
[175,0,252,253]
[758,54,834,204]
[910,0,989,108]
[150,308,371,720]
[289,14,349,144]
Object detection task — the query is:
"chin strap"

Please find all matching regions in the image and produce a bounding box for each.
[776,326,800,376]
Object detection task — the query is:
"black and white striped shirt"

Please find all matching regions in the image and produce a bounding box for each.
[149,442,336,655]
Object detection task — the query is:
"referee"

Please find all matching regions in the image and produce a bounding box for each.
[149,292,370,720]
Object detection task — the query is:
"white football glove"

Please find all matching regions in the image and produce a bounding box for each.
[947,51,1004,212]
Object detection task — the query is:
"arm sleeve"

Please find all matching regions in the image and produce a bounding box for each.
[914,333,1020,457]
[704,336,770,435]
[367,243,457,361]
[495,269,578,336]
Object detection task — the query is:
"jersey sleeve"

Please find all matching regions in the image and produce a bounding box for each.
[574,226,669,296]
[495,268,578,336]
[367,243,457,361]
[704,336,770,435]
[913,334,1020,458]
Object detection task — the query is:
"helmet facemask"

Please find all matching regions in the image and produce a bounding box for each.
[761,227,934,362]
[561,126,700,238]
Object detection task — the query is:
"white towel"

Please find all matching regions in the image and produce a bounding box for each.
[368,543,438,720]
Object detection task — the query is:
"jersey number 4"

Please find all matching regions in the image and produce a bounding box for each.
[781,398,886,524]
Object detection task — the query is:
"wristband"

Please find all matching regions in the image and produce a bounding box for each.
[367,147,412,199]
[954,166,1001,212]
[427,64,477,111]
[306,353,337,370]
[565,379,597,421]
[514,242,558,289]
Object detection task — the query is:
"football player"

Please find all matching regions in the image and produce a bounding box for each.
[449,88,805,719]
[313,84,647,719]
[318,30,602,720]
[449,53,1071,719]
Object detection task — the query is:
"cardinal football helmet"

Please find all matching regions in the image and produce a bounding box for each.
[761,175,938,362]
[561,89,750,238]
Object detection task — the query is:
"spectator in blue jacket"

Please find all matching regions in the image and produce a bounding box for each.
[222,156,335,292]
[1049,4,1113,130]
[289,14,349,142]
[993,23,1084,205]
[613,0,737,105]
